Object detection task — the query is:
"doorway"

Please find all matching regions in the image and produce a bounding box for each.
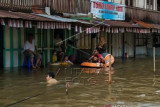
[0,25,4,67]
[158,0,160,11]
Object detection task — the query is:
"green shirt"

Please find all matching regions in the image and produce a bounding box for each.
[66,45,74,57]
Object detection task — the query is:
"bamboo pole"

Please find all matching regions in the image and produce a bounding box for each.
[153,47,155,72]
[108,55,112,84]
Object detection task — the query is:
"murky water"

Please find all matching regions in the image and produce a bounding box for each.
[1,57,160,107]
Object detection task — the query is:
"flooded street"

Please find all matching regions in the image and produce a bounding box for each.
[1,57,160,107]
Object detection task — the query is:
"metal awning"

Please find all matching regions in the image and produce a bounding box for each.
[35,14,78,22]
[0,10,55,21]
[35,14,93,25]
[103,20,138,28]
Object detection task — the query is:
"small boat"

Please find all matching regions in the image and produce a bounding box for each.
[60,62,73,66]
[50,62,73,66]
[81,54,114,68]
[50,62,61,66]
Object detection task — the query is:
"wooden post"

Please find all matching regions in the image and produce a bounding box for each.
[128,0,130,6]
[90,13,93,23]
[108,55,112,84]
[149,0,151,9]
[10,0,13,9]
[111,33,113,55]
[42,29,45,68]
[134,33,136,58]
[153,47,155,72]
[122,33,125,61]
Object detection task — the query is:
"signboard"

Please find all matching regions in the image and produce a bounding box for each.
[91,0,125,20]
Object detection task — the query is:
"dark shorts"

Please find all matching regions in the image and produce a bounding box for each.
[23,51,42,60]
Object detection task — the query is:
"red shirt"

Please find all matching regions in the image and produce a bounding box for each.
[93,54,102,58]
[92,54,105,63]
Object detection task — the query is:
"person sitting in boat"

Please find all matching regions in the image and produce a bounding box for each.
[46,72,58,85]
[91,55,99,63]
[88,49,106,64]
[63,55,73,65]
[96,36,108,58]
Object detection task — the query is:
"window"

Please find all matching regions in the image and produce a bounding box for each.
[130,0,133,6]
[125,0,133,7]
[158,0,160,11]
[147,0,153,9]
[125,0,128,6]
[153,34,160,47]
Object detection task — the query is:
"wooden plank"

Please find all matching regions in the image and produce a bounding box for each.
[68,0,70,13]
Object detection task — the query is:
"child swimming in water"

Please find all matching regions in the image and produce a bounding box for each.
[46,72,58,85]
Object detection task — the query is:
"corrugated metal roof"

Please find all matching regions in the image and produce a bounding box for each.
[0,10,92,24]
[14,12,54,21]
[35,14,78,22]
[151,24,160,29]
[103,20,137,28]
[92,20,138,28]
[35,14,94,25]
[133,20,154,28]
[77,20,93,25]
[0,10,21,19]
[0,10,56,21]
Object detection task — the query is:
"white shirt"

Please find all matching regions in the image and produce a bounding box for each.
[24,40,36,52]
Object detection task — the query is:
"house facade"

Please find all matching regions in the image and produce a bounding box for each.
[0,0,160,67]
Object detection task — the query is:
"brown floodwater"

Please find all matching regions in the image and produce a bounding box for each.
[0,57,160,107]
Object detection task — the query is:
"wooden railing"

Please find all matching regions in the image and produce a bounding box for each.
[0,0,43,11]
[0,0,160,24]
[0,0,90,13]
[48,0,90,13]
[126,6,160,24]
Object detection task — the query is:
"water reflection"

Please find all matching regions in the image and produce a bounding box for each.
[1,58,160,106]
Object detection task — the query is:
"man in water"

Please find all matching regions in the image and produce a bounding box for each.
[46,72,58,85]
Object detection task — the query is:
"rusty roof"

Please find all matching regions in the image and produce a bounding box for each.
[103,20,137,28]
[0,10,88,24]
[92,20,138,28]
[150,24,160,29]
[0,10,55,21]
[35,14,78,22]
[132,20,154,28]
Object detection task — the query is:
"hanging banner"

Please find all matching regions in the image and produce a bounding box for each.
[0,19,5,25]
[91,0,125,20]
[8,19,23,28]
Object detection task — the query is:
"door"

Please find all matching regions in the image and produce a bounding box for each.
[0,25,4,67]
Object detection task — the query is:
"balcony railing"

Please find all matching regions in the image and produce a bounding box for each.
[126,6,160,24]
[0,0,160,24]
[0,0,90,13]
[0,0,43,11]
